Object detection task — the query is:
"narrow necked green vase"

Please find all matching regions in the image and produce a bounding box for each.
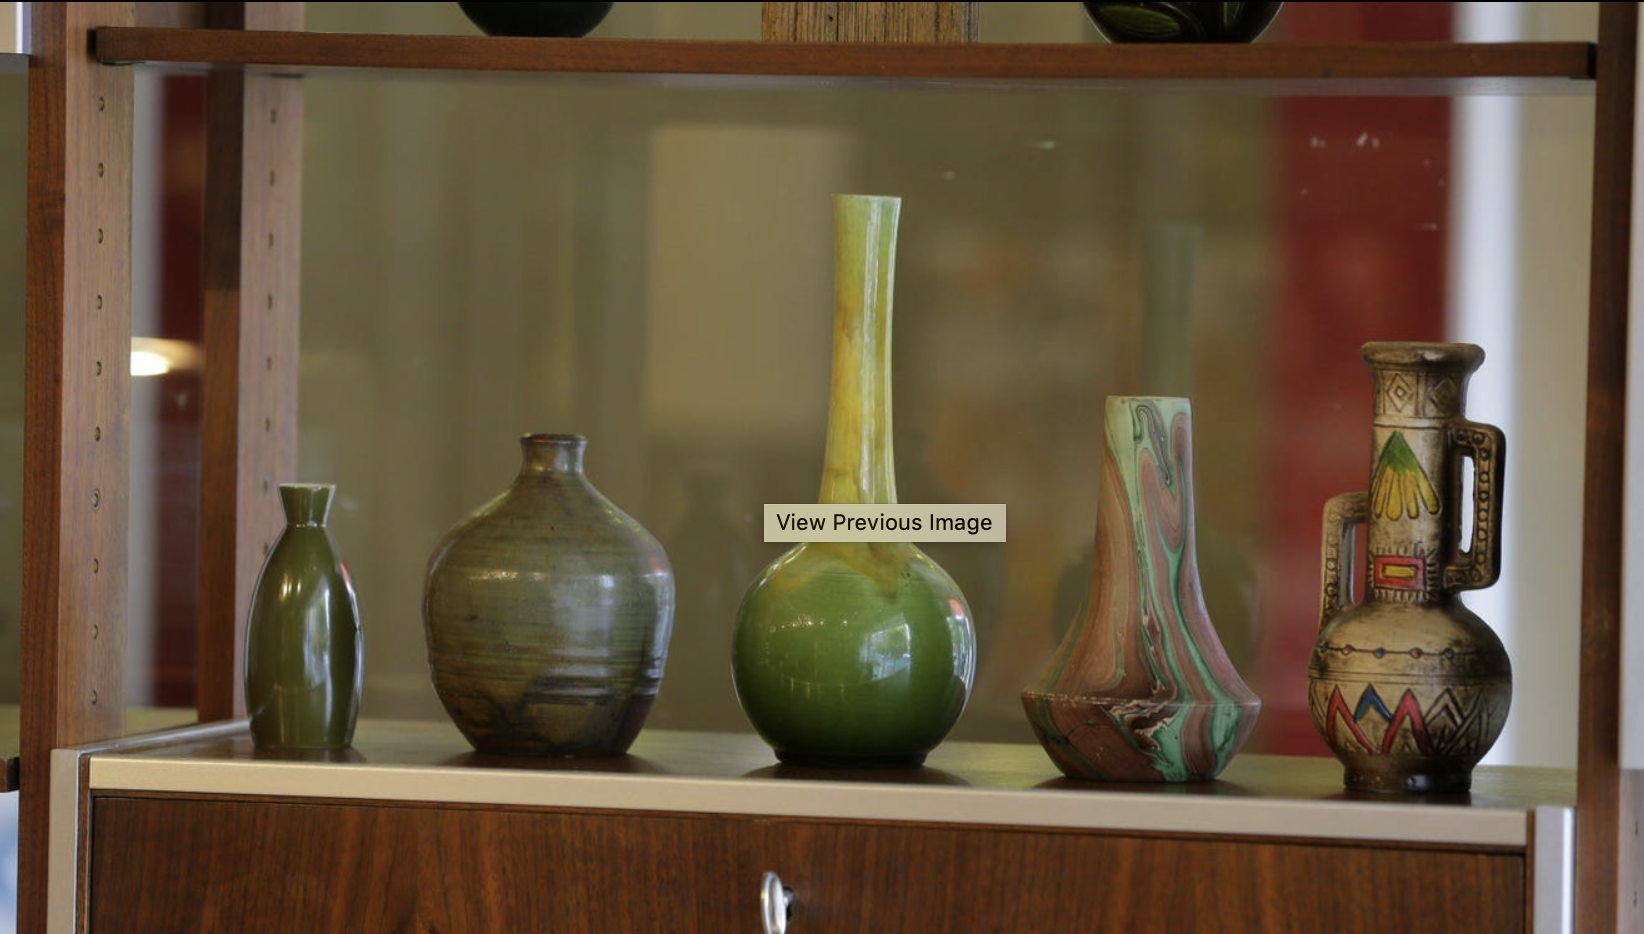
[732,194,976,769]
[244,483,363,749]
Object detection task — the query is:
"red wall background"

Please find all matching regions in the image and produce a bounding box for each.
[1256,2,1453,754]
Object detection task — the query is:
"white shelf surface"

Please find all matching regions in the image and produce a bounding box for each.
[83,719,1572,850]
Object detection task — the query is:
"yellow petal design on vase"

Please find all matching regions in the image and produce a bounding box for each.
[1369,431,1440,521]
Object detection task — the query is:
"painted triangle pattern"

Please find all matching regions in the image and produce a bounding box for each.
[1315,682,1503,759]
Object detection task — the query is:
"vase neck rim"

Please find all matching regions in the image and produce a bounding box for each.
[520,433,586,474]
[1361,341,1484,374]
[280,483,334,527]
[1107,393,1190,411]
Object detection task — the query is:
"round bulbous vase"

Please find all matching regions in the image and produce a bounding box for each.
[244,483,363,750]
[734,541,974,768]
[732,194,976,769]
[423,433,674,757]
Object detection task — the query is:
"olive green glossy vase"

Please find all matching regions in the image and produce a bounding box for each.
[423,434,674,757]
[732,194,977,769]
[244,483,363,749]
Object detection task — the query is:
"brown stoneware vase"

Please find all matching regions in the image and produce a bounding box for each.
[1023,396,1260,782]
[423,434,675,756]
[1309,342,1511,794]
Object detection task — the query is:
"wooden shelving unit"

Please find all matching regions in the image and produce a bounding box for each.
[19,4,1641,933]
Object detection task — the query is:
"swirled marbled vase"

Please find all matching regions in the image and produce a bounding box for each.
[1023,396,1260,781]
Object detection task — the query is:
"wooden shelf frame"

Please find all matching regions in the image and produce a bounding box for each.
[89,28,1598,95]
[15,3,1641,933]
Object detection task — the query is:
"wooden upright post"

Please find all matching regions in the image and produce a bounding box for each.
[762,2,978,42]
[1578,3,1644,932]
[21,4,135,931]
[196,2,305,722]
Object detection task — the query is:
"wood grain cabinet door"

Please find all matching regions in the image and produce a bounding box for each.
[89,796,1523,933]
[750,820,1525,934]
[90,797,766,932]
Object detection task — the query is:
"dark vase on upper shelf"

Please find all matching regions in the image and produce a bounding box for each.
[1082,2,1283,43]
[457,2,614,37]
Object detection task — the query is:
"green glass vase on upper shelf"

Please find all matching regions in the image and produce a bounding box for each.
[732,194,976,769]
[244,483,363,749]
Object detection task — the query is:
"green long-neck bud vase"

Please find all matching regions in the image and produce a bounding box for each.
[819,194,898,506]
[244,483,364,749]
[732,194,976,768]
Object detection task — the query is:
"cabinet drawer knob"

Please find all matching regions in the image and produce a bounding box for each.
[760,870,794,934]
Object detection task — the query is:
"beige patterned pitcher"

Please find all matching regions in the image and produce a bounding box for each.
[1308,342,1511,794]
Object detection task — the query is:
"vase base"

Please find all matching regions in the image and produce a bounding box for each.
[250,741,351,750]
[468,738,637,758]
[1021,690,1258,783]
[247,742,362,764]
[775,750,928,770]
[249,726,356,752]
[1343,768,1472,795]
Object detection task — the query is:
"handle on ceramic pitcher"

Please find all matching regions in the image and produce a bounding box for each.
[1319,491,1369,631]
[1445,420,1505,591]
